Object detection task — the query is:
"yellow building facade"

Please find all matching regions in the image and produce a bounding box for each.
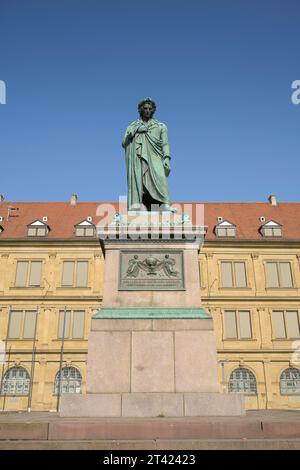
[0,198,300,411]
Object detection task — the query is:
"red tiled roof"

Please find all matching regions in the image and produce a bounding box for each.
[0,201,299,241]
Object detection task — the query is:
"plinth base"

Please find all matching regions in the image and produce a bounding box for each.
[60,317,245,417]
[60,392,245,417]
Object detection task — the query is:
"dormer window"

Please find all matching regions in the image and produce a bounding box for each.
[75,220,95,237]
[260,220,282,238]
[215,220,236,238]
[27,220,49,237]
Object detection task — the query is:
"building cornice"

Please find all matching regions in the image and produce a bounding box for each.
[202,296,300,302]
[203,240,300,249]
[0,295,102,301]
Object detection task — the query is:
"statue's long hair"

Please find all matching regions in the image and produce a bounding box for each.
[138,97,157,117]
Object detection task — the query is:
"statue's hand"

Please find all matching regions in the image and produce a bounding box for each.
[137,125,147,133]
[163,158,171,176]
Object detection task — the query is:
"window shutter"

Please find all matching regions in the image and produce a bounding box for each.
[85,228,94,236]
[266,262,279,288]
[8,311,23,339]
[23,311,37,339]
[217,228,226,237]
[238,311,252,339]
[224,311,237,339]
[72,311,85,339]
[15,261,29,287]
[27,227,36,236]
[227,228,236,237]
[37,227,46,236]
[76,261,88,287]
[58,310,71,339]
[76,228,85,236]
[279,262,293,288]
[62,261,74,287]
[29,261,42,287]
[235,262,247,288]
[285,311,300,338]
[221,262,233,287]
[272,311,286,338]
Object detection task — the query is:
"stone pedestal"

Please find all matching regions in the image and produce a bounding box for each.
[60,216,245,417]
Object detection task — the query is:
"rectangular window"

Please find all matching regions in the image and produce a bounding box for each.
[15,261,42,287]
[7,310,37,340]
[221,261,247,288]
[266,262,293,288]
[272,310,300,339]
[62,261,88,287]
[224,310,252,340]
[58,310,85,339]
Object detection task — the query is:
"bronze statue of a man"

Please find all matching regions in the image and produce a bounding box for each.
[122,98,174,211]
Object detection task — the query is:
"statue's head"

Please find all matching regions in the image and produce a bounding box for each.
[138,97,156,120]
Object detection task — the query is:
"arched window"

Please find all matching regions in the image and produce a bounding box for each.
[280,368,300,395]
[1,367,30,395]
[228,368,257,395]
[54,366,82,394]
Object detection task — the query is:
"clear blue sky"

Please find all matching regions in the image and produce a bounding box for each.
[0,0,299,202]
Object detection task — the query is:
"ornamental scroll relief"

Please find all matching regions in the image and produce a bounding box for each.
[119,250,185,291]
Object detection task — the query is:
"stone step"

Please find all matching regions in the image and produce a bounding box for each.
[1,416,300,441]
[1,439,300,450]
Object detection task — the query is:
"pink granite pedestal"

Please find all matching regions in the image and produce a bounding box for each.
[60,221,245,417]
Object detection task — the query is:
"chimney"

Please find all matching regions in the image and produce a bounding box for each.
[268,194,277,206]
[0,194,4,202]
[70,194,78,206]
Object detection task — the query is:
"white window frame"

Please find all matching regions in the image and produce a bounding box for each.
[224,310,252,340]
[7,310,38,340]
[220,260,248,288]
[272,310,300,339]
[54,366,82,395]
[61,260,89,288]
[228,368,257,396]
[0,367,31,396]
[15,260,43,287]
[57,309,85,339]
[265,261,294,288]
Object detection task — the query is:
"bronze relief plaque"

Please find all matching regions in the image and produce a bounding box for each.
[119,250,185,291]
